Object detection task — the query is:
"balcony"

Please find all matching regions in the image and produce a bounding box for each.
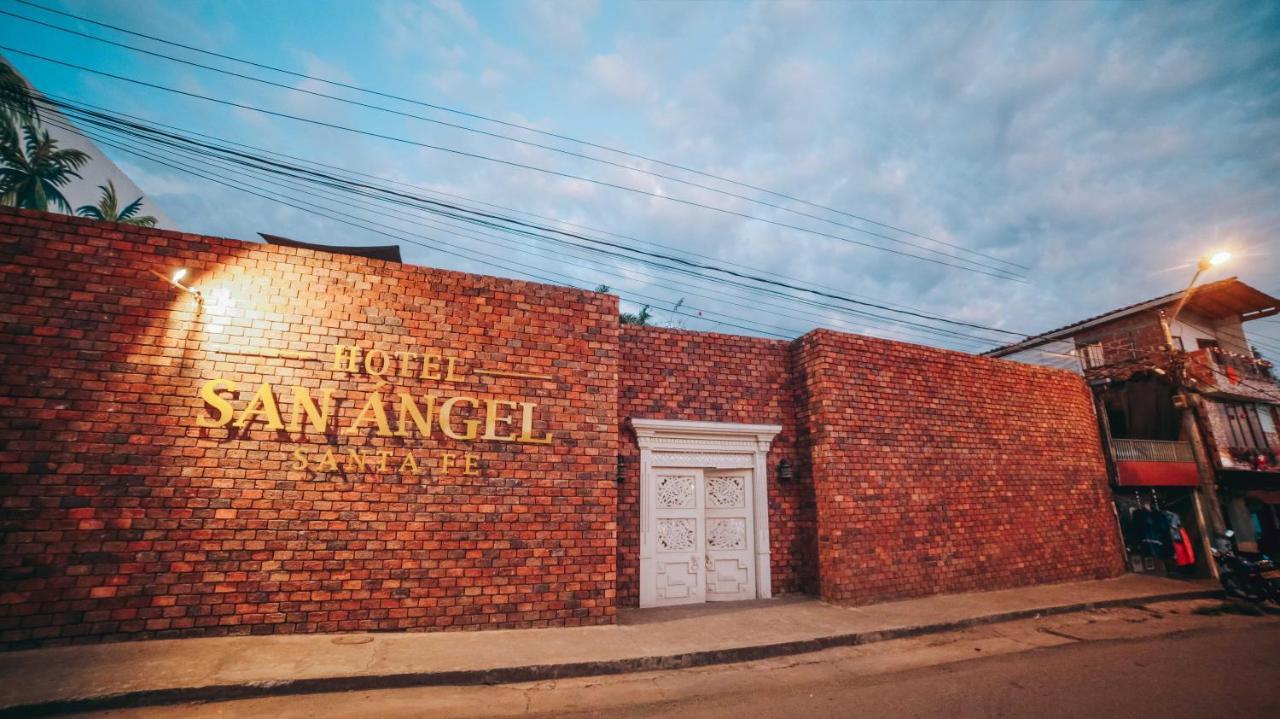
[1186,348,1277,394]
[1111,438,1195,462]
[1110,438,1200,487]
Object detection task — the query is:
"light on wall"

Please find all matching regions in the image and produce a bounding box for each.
[777,459,793,482]
[152,267,203,303]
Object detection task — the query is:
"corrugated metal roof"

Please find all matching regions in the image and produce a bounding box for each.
[260,233,402,263]
[986,277,1280,357]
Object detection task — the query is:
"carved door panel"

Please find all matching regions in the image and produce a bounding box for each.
[703,469,755,602]
[650,468,705,606]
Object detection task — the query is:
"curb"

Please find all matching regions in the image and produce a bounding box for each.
[1,588,1221,717]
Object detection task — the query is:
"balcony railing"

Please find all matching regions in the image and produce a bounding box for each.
[1110,438,1195,463]
[1187,348,1276,388]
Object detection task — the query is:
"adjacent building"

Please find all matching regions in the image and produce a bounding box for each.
[989,278,1280,577]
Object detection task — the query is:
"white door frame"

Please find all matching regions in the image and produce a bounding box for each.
[632,418,782,609]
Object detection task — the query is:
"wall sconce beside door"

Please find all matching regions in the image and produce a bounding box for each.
[777,459,793,482]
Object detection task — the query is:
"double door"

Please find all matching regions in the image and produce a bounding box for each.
[649,467,756,605]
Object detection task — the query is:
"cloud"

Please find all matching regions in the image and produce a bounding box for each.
[60,0,1280,351]
[379,0,475,57]
[519,0,599,50]
[587,53,657,104]
[431,0,478,32]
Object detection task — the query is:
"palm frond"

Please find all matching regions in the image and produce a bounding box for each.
[0,61,37,126]
[118,197,146,221]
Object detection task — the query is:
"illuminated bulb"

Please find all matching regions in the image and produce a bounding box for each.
[172,268,188,284]
[1208,251,1231,267]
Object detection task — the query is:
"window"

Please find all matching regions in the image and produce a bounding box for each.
[1259,406,1277,437]
[1081,342,1105,369]
[1222,402,1268,449]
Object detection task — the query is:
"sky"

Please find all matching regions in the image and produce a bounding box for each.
[3,0,1279,355]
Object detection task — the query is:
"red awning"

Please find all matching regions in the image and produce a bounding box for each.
[1115,460,1200,487]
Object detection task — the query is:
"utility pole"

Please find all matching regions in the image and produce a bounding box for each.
[1159,308,1224,579]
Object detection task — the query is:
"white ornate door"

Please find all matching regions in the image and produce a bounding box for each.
[704,469,756,601]
[649,469,706,606]
[634,418,780,609]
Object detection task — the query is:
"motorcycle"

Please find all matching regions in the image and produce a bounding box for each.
[1211,530,1280,605]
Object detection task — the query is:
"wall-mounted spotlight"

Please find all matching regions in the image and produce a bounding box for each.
[777,459,793,482]
[151,267,202,303]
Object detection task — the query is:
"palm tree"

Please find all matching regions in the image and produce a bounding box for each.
[595,285,654,325]
[620,306,653,325]
[0,60,37,127]
[0,123,89,212]
[77,180,157,227]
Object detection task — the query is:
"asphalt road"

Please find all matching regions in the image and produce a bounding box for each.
[76,601,1280,719]
[571,620,1280,719]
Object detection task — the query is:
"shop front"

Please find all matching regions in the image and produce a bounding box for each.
[1218,474,1280,558]
[1094,374,1213,578]
[0,208,1128,649]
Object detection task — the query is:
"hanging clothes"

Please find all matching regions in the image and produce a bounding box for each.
[1133,509,1173,559]
[1163,510,1182,547]
[1173,527,1196,567]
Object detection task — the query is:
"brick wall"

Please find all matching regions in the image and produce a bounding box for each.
[617,326,817,604]
[794,330,1126,604]
[1075,311,1168,366]
[1,208,1129,646]
[0,209,619,648]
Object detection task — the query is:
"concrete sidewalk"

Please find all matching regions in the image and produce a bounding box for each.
[0,574,1218,717]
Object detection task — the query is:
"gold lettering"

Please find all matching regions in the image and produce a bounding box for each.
[346,392,393,436]
[333,344,360,373]
[439,396,480,440]
[518,402,553,444]
[376,450,393,472]
[440,453,456,474]
[445,356,465,382]
[291,447,309,471]
[288,385,335,433]
[197,378,237,428]
[394,392,438,437]
[398,452,420,473]
[482,399,518,441]
[345,449,369,472]
[364,349,389,378]
[235,383,285,430]
[317,448,339,472]
[395,351,419,377]
[420,351,442,380]
[463,453,479,476]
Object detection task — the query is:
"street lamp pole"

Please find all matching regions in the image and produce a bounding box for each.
[1157,250,1231,579]
[1166,251,1231,332]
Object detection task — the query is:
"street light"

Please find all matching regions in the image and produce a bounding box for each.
[1159,249,1234,581]
[1167,250,1231,328]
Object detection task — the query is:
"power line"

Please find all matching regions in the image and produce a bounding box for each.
[11,0,1029,273]
[45,107,942,343]
[1,44,1029,284]
[0,7,1029,280]
[42,106,1008,349]
[50,117,794,339]
[37,90,964,327]
[36,93,1031,341]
